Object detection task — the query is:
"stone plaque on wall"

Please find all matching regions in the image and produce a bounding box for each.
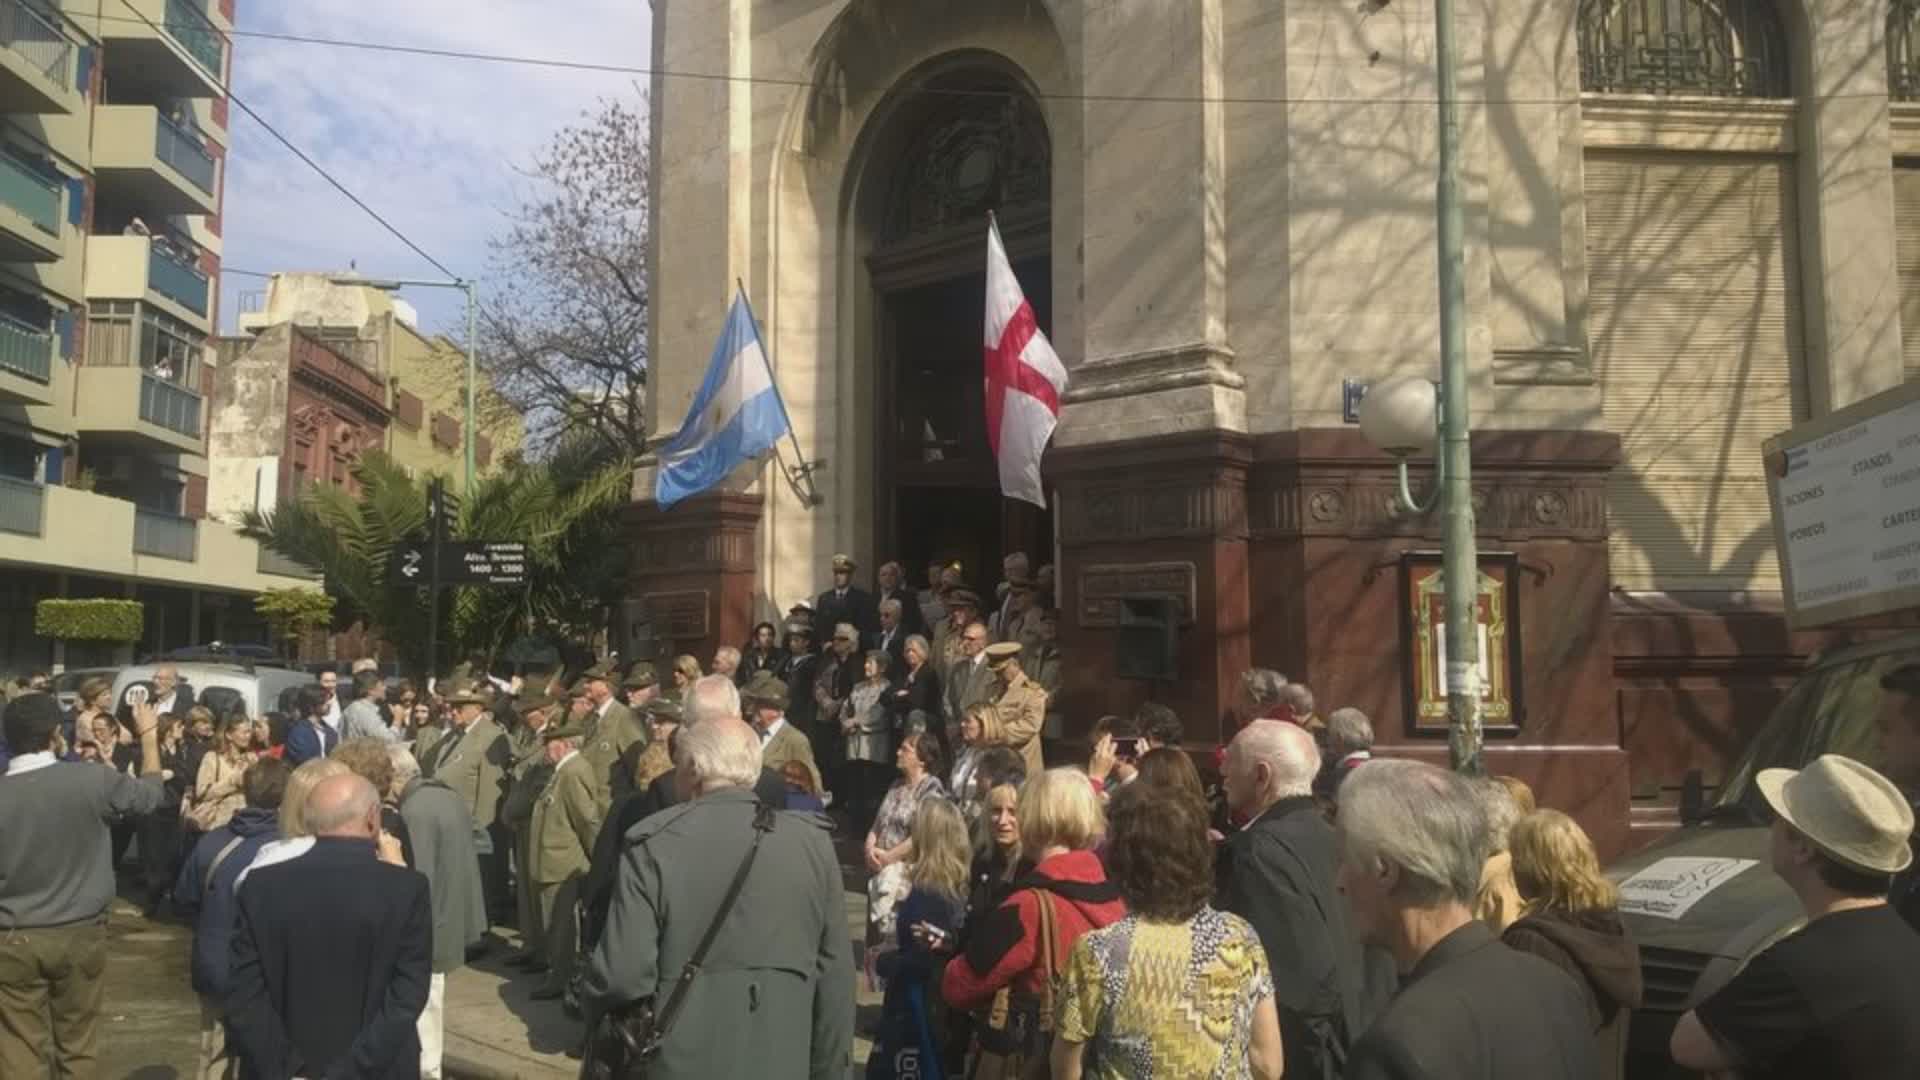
[1077,562,1197,628]
[645,590,710,639]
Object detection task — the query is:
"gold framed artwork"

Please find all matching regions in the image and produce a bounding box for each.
[1398,551,1522,736]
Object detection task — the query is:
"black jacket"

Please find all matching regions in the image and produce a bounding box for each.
[815,585,878,638]
[225,836,432,1079]
[1347,921,1600,1080]
[1504,908,1643,1080]
[1216,796,1387,1079]
[885,663,941,729]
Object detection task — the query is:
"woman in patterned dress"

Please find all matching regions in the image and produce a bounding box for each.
[865,730,948,940]
[1054,782,1283,1080]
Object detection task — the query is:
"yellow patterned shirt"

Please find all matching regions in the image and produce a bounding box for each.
[1056,907,1274,1080]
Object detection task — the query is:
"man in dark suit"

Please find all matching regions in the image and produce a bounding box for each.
[813,553,877,639]
[867,597,909,677]
[874,561,925,637]
[1218,719,1389,1080]
[284,684,339,767]
[226,772,432,1079]
[1336,759,1598,1079]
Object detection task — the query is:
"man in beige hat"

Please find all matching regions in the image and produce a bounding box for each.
[420,679,513,927]
[526,714,601,1001]
[745,671,824,798]
[1874,662,1920,929]
[985,642,1046,778]
[579,661,646,811]
[1672,754,1920,1077]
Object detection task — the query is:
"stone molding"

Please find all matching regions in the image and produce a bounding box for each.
[1062,341,1246,406]
[1890,103,1920,157]
[624,492,764,576]
[1492,345,1592,387]
[1050,431,1250,545]
[1579,94,1797,154]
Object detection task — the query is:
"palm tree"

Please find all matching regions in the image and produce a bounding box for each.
[242,448,629,676]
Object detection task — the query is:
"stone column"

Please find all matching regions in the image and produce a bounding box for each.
[1047,1,1252,745]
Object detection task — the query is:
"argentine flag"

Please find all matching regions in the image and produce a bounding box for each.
[655,290,794,509]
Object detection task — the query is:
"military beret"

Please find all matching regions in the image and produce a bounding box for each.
[741,671,789,709]
[581,660,616,682]
[984,642,1024,668]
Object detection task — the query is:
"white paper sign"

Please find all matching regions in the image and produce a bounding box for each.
[1615,857,1758,921]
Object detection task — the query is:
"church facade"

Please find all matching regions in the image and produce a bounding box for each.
[635,0,1920,853]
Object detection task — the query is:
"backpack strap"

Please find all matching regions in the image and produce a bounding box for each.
[202,834,247,896]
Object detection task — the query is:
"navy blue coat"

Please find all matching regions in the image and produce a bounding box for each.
[284,718,337,767]
[173,807,281,998]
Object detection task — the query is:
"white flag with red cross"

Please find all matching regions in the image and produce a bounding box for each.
[983,214,1068,508]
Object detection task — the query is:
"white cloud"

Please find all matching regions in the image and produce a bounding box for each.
[221,0,652,333]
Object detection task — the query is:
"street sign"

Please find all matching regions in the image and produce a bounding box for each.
[387,541,527,587]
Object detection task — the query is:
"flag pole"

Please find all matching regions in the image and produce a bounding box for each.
[736,279,823,507]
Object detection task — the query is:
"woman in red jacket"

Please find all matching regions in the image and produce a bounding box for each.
[940,767,1126,1062]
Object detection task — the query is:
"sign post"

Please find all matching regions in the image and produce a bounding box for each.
[385,480,529,681]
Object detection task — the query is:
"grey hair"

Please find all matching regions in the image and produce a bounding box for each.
[903,634,930,658]
[879,597,902,617]
[386,743,421,785]
[1475,777,1522,853]
[1327,708,1374,754]
[1229,719,1320,799]
[302,773,381,835]
[1241,668,1287,708]
[684,674,742,727]
[673,718,761,789]
[713,646,741,667]
[1276,681,1316,717]
[1338,759,1489,908]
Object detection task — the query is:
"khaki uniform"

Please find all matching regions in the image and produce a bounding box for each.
[993,671,1048,779]
[581,700,647,811]
[760,720,823,797]
[425,715,511,832]
[529,752,602,988]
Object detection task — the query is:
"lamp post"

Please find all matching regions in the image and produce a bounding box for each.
[329,275,480,493]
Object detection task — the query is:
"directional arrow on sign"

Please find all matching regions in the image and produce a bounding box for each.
[400,550,423,580]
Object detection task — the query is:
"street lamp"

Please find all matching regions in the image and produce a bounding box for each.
[329,275,480,494]
[1358,372,1482,776]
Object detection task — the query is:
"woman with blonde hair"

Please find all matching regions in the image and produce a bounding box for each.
[187,712,255,833]
[942,768,1127,1074]
[871,799,972,1076]
[948,702,1008,819]
[668,654,701,697]
[1503,809,1643,1080]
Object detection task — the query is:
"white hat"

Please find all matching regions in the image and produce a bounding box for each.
[1757,754,1916,876]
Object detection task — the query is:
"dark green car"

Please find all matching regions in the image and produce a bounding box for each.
[1608,632,1917,1079]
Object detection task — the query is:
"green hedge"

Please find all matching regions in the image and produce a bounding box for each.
[35,599,145,643]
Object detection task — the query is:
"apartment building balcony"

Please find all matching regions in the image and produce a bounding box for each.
[96,0,225,99]
[0,483,320,594]
[0,0,80,115]
[92,105,218,217]
[85,234,210,327]
[0,312,54,406]
[0,148,63,262]
[74,365,205,455]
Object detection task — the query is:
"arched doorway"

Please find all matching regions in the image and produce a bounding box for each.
[858,66,1054,586]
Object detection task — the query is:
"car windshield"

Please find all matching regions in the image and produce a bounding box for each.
[1713,639,1920,818]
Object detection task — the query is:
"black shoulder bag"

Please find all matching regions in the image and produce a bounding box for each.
[581,799,778,1080]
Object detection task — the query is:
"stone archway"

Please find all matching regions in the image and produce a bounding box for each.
[845,61,1056,588]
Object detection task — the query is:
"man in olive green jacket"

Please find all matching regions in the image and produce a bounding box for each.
[583,715,852,1079]
[529,716,602,999]
[580,662,648,811]
[502,691,559,968]
[423,681,513,925]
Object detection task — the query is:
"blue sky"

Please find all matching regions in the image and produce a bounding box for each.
[219,1,652,335]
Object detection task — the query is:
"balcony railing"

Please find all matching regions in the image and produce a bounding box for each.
[138,370,201,437]
[0,0,72,86]
[154,115,215,194]
[0,474,42,537]
[134,507,196,561]
[163,0,222,79]
[0,149,58,235]
[148,242,208,314]
[0,312,51,383]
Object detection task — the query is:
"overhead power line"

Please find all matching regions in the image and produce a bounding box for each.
[79,10,1884,108]
[111,0,463,283]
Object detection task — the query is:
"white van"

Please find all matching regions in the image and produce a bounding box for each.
[109,661,316,721]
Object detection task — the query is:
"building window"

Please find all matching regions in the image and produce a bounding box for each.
[84,301,203,386]
[1577,0,1790,98]
[1894,0,1920,101]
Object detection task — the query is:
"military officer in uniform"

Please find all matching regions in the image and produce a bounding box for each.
[743,672,824,799]
[986,642,1048,779]
[528,715,602,1001]
[618,661,659,713]
[423,680,513,926]
[814,553,877,638]
[580,661,647,811]
[503,690,559,970]
[933,587,982,679]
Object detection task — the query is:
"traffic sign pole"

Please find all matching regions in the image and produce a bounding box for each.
[427,478,444,684]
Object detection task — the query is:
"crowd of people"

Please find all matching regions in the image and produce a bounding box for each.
[3,552,1920,1078]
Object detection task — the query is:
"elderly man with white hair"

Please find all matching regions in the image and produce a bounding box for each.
[583,713,853,1078]
[1338,759,1597,1079]
[1217,720,1376,1080]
